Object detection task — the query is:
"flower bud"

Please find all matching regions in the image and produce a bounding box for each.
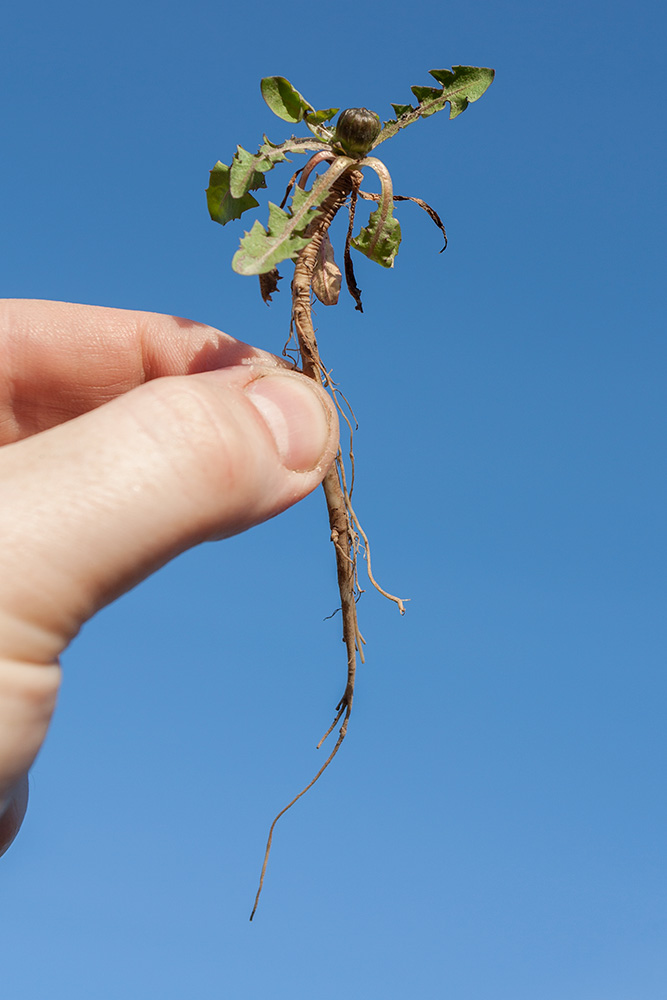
[334,108,381,158]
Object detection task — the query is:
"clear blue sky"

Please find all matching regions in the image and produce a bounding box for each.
[2,0,666,996]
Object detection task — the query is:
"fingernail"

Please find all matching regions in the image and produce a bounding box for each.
[245,373,332,472]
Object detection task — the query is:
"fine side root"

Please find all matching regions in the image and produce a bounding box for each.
[316,703,346,749]
[249,704,351,922]
[348,498,408,614]
[335,436,407,614]
[313,358,359,495]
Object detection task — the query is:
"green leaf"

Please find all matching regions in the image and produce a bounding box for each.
[351,202,401,268]
[224,138,332,207]
[351,155,401,268]
[206,161,259,226]
[260,76,314,123]
[229,144,286,200]
[305,107,339,126]
[232,156,354,275]
[232,203,313,276]
[410,85,442,115]
[374,65,495,146]
[261,135,331,155]
[391,103,414,118]
[429,66,495,114]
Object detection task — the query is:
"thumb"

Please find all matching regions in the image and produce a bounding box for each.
[0,363,338,667]
[0,364,338,820]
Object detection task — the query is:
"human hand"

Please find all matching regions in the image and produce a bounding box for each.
[0,300,339,856]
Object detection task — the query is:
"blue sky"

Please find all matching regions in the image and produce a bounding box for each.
[2,0,666,996]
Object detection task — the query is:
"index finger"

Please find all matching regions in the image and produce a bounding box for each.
[0,300,287,444]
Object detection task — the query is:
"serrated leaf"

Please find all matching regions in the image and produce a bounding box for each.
[260,76,313,123]
[225,138,330,205]
[262,135,332,155]
[233,207,313,276]
[429,65,495,112]
[374,65,495,146]
[410,85,442,115]
[206,161,259,226]
[391,103,414,118]
[229,144,287,200]
[232,156,354,275]
[352,202,401,268]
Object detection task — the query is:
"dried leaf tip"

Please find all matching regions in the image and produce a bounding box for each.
[259,268,281,304]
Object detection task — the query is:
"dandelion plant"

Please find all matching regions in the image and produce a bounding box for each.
[206,63,495,918]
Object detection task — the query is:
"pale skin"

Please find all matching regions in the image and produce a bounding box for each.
[0,299,339,856]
